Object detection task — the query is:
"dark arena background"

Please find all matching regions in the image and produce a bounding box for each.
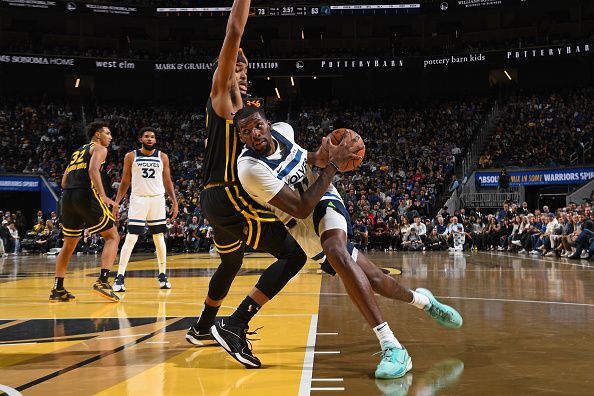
[1,0,594,395]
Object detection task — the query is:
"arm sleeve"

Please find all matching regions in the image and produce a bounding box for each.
[237,159,286,204]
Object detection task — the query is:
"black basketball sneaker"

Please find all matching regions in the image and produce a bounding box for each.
[49,288,76,303]
[210,317,261,368]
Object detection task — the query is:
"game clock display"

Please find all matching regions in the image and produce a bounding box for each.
[243,98,264,108]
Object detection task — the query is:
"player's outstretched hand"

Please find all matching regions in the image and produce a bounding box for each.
[327,133,364,171]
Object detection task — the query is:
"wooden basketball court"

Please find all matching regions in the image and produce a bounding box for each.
[0,251,593,395]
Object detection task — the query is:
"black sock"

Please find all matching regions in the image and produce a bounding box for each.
[229,296,261,326]
[194,303,219,330]
[99,269,110,283]
[54,277,64,290]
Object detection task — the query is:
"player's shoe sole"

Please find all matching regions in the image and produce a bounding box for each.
[93,281,120,302]
[186,327,216,346]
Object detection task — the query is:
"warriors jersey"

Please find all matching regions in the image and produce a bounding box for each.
[63,143,100,190]
[202,97,239,185]
[131,149,165,196]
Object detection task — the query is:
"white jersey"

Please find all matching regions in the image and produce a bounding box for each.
[131,149,165,196]
[237,122,343,260]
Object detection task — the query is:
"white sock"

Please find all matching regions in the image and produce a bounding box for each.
[152,233,167,274]
[373,322,402,349]
[410,290,431,310]
[118,233,138,276]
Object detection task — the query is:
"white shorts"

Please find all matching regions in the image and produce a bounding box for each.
[127,194,166,234]
[288,206,357,264]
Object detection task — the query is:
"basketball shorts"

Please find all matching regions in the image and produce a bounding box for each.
[201,184,292,255]
[60,189,115,237]
[127,194,167,234]
[287,198,357,276]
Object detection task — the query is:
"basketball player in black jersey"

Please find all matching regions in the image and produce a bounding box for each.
[49,121,120,303]
[185,0,361,368]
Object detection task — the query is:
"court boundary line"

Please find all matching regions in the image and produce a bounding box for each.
[298,314,318,396]
[440,296,594,307]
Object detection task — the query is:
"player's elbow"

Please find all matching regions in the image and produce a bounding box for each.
[226,24,244,39]
[292,207,312,220]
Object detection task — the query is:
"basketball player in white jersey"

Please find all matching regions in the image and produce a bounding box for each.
[112,127,179,291]
[224,107,463,379]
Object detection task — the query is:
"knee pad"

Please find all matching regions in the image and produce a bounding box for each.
[207,248,244,301]
[255,243,307,299]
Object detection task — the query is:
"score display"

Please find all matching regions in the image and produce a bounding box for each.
[157,4,420,16]
[255,6,323,16]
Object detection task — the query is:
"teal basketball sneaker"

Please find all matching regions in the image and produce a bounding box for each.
[375,342,413,379]
[416,288,463,329]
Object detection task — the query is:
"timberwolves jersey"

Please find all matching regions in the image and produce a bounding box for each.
[203,97,238,185]
[64,143,99,190]
[237,122,342,225]
[131,149,165,196]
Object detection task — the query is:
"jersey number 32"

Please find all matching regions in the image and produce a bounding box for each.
[142,168,156,179]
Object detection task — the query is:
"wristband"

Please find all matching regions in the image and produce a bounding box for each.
[328,160,340,171]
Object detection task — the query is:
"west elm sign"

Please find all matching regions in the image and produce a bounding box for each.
[476,168,594,187]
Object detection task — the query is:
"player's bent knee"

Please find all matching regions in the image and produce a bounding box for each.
[367,266,385,291]
[102,227,120,241]
[323,243,351,271]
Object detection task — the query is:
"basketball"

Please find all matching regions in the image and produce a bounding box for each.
[328,128,366,172]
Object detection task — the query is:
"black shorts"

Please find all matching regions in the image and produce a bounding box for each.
[60,189,115,237]
[201,184,289,255]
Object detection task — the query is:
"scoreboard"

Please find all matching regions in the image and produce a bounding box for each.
[254,6,324,16]
[157,4,421,16]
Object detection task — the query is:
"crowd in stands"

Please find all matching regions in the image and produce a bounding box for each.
[348,198,594,262]
[295,99,488,224]
[480,88,594,168]
[2,90,594,262]
[1,95,489,255]
[6,198,594,263]
[0,208,214,255]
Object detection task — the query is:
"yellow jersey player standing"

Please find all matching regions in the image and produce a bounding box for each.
[50,121,120,302]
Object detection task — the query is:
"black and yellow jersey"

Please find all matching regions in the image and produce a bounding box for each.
[63,143,104,190]
[202,97,239,185]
